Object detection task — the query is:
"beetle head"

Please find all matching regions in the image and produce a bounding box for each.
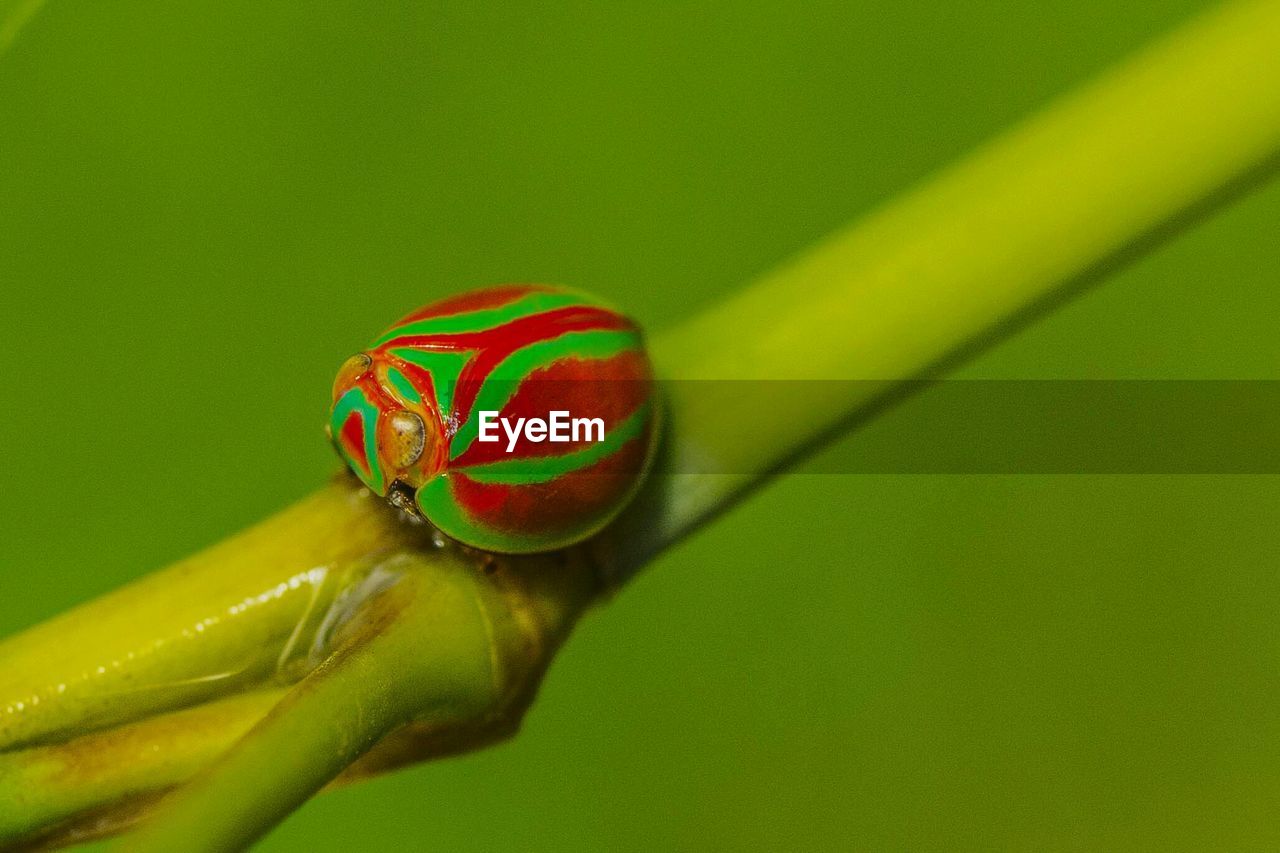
[328,352,444,496]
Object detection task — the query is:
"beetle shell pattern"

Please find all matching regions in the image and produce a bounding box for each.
[329,284,658,553]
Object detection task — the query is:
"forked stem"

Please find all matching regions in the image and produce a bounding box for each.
[116,552,514,853]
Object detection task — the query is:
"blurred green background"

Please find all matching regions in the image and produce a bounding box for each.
[3,0,1280,849]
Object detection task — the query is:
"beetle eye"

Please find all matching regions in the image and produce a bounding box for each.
[384,410,425,470]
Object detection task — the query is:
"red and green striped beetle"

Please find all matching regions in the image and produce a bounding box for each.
[328,284,658,554]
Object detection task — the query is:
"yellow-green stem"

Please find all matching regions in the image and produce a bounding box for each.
[116,552,515,853]
[0,690,284,847]
[612,0,1280,565]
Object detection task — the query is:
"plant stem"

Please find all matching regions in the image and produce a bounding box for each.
[116,551,519,853]
[609,0,1280,567]
[0,483,419,753]
[0,690,284,847]
[0,0,46,58]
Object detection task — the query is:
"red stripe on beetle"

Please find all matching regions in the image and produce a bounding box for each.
[446,310,635,427]
[450,433,650,537]
[393,284,551,325]
[451,350,651,467]
[340,410,371,475]
[377,305,628,355]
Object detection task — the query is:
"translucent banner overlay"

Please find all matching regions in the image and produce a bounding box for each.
[657,380,1280,474]
[460,380,1280,474]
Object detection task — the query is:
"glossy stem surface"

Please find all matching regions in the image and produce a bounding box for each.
[116,552,512,853]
